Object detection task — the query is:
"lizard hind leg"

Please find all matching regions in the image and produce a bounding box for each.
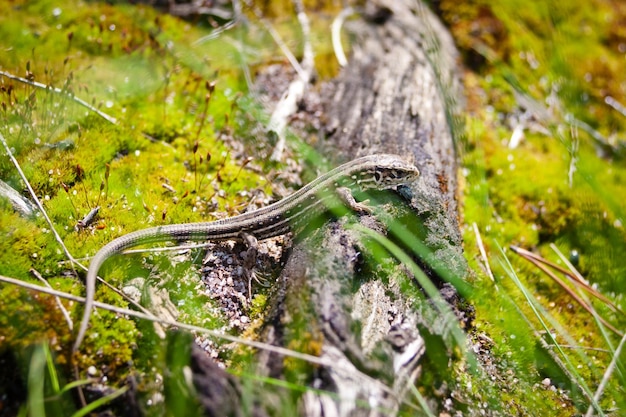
[238,232,267,299]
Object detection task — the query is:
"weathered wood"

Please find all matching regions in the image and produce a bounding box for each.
[321,0,465,262]
[254,1,468,416]
[192,1,468,415]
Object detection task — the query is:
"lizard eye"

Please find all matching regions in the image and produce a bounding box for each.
[374,169,383,183]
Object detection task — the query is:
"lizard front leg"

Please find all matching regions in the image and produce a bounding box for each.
[239,232,260,299]
[336,187,373,214]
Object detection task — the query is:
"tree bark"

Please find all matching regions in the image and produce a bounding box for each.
[257,0,468,415]
[194,1,468,415]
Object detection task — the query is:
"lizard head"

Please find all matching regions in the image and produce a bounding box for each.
[371,154,420,189]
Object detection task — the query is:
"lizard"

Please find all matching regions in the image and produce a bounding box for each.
[73,154,420,352]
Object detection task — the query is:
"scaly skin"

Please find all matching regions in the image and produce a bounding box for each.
[74,154,420,352]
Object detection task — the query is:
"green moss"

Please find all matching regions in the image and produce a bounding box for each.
[74,287,138,374]
[0,0,276,402]
[436,0,626,414]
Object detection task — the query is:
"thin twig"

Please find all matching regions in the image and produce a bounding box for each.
[514,245,624,316]
[192,0,239,45]
[472,222,496,285]
[243,0,305,79]
[228,0,255,91]
[605,96,626,117]
[331,7,355,67]
[268,0,315,161]
[0,70,117,125]
[533,256,621,335]
[549,243,587,283]
[1,133,155,341]
[30,268,73,330]
[194,20,238,44]
[0,132,81,273]
[558,345,611,353]
[0,273,409,407]
[565,114,612,151]
[567,124,579,188]
[510,245,622,336]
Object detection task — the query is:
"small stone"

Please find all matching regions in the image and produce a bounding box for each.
[541,378,551,387]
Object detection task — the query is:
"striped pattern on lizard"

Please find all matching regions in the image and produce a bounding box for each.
[74,154,420,352]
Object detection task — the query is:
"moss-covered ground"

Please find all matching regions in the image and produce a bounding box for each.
[0,0,282,414]
[435,0,626,415]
